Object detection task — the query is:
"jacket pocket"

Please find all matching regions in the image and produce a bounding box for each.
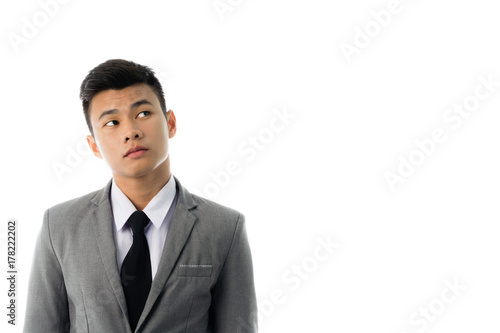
[178,264,213,277]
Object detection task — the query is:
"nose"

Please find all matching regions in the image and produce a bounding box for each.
[123,126,143,143]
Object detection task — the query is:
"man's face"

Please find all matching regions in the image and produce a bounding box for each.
[86,83,176,181]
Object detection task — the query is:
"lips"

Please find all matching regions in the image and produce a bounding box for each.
[124,146,149,158]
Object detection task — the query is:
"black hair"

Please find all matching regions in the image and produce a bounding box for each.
[80,59,166,134]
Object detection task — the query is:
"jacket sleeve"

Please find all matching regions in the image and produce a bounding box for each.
[210,213,258,332]
[24,209,70,333]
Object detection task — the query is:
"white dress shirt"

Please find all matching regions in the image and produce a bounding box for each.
[110,175,177,279]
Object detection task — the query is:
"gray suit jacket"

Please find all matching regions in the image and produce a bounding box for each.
[24,177,258,333]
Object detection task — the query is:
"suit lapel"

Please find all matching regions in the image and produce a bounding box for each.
[138,177,197,328]
[90,179,131,330]
[89,177,198,332]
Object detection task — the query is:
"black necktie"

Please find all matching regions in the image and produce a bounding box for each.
[120,211,152,331]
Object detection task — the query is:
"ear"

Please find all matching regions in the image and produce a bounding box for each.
[167,110,177,138]
[87,135,103,159]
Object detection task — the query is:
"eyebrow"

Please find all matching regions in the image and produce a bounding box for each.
[97,99,154,121]
[131,99,153,109]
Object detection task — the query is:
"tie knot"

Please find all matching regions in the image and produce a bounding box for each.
[127,211,150,234]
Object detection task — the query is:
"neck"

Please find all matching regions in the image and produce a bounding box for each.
[113,158,171,211]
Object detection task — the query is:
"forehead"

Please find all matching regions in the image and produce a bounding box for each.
[89,83,160,117]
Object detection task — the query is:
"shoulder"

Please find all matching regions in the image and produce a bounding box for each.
[47,189,99,217]
[48,190,98,215]
[44,180,111,226]
[175,177,244,225]
[190,192,243,221]
[176,180,245,241]
[178,186,249,256]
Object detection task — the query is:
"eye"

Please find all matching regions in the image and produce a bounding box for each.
[105,120,119,127]
[137,111,150,118]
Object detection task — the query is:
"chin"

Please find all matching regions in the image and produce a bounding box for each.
[113,167,152,179]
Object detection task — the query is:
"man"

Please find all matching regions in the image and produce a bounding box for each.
[24,59,258,332]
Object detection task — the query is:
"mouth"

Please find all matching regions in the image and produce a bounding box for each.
[124,146,149,158]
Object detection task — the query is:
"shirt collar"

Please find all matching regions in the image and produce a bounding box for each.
[110,175,177,231]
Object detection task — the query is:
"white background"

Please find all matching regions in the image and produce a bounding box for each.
[1,0,500,332]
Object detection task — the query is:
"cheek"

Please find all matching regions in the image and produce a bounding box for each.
[154,125,170,156]
[152,122,169,142]
[95,135,118,160]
